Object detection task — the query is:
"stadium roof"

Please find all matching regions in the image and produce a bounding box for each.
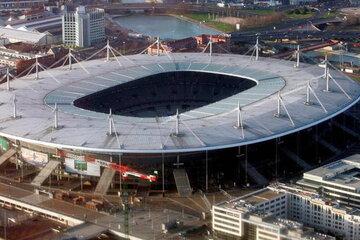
[0,53,359,154]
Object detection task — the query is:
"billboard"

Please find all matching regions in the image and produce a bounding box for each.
[21,148,49,167]
[65,158,100,177]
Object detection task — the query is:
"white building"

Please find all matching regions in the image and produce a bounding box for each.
[254,0,282,6]
[0,27,53,45]
[289,0,317,5]
[62,6,105,48]
[212,183,360,240]
[298,154,360,208]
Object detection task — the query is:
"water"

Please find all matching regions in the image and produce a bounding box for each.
[114,15,221,40]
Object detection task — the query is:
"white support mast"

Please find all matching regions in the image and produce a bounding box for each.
[323,54,330,92]
[209,35,213,57]
[295,45,300,68]
[54,103,59,129]
[255,36,259,61]
[156,37,160,56]
[304,80,328,113]
[68,49,72,70]
[175,109,180,136]
[274,92,295,126]
[6,68,10,91]
[318,56,351,99]
[35,56,40,80]
[106,39,110,62]
[234,101,245,139]
[108,108,114,136]
[12,95,17,119]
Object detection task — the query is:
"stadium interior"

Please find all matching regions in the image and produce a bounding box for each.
[74,71,256,117]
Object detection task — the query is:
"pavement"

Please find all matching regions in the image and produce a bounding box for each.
[0,182,202,239]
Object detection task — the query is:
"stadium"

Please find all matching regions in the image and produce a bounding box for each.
[0,50,359,194]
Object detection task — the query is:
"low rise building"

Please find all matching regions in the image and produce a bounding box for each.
[213,182,360,240]
[0,46,41,68]
[0,0,48,12]
[0,27,54,45]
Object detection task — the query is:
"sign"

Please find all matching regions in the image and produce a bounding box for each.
[0,137,9,152]
[65,158,101,177]
[21,148,49,167]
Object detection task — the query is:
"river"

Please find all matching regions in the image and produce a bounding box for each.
[113,14,221,40]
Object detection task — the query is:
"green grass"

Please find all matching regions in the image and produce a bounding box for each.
[351,75,360,82]
[182,13,236,33]
[322,11,338,19]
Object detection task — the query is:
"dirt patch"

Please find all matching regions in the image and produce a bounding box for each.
[218,17,246,25]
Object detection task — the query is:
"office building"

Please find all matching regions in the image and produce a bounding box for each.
[62,6,105,48]
[298,154,360,208]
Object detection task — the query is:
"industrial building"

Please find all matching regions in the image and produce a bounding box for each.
[62,6,105,48]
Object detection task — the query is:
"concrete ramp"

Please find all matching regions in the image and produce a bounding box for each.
[0,148,16,166]
[31,160,60,187]
[239,161,268,186]
[61,223,107,240]
[314,136,341,154]
[333,121,360,139]
[173,169,192,197]
[94,168,116,195]
[281,148,311,171]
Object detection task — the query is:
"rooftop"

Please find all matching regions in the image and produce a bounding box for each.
[0,27,49,44]
[302,154,360,190]
[0,53,358,153]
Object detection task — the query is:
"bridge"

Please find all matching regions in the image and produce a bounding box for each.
[230,30,360,43]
